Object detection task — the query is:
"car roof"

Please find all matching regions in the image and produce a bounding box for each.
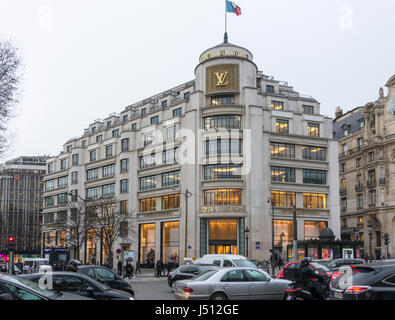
[202,254,246,259]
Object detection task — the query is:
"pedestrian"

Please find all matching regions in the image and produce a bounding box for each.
[160,259,165,277]
[130,259,135,278]
[117,259,123,276]
[135,260,141,275]
[155,259,161,278]
[124,260,132,279]
[167,261,171,276]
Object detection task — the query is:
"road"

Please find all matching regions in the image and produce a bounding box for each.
[126,275,176,300]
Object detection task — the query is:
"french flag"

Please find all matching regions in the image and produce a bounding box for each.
[226,0,242,16]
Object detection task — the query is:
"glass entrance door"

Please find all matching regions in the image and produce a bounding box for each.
[209,245,237,255]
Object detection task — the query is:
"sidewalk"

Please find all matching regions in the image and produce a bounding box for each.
[121,268,169,282]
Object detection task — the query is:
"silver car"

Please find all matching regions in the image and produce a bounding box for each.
[174,267,291,300]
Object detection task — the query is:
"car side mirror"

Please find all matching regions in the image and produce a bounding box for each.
[193,271,199,275]
[86,287,95,296]
[0,293,13,300]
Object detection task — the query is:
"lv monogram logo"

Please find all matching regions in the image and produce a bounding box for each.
[214,72,230,87]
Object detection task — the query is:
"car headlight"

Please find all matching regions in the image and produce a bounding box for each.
[129,297,135,300]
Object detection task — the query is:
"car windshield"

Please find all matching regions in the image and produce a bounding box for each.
[3,275,62,298]
[233,259,257,268]
[190,270,218,281]
[311,262,331,272]
[198,266,218,272]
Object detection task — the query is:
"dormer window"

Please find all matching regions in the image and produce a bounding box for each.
[358,119,365,130]
[161,100,168,108]
[343,128,349,137]
[107,121,112,128]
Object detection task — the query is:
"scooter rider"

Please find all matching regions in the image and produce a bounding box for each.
[300,257,327,299]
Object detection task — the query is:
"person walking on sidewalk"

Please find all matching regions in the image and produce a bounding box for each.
[117,259,123,276]
[135,260,141,275]
[155,259,161,278]
[124,260,133,279]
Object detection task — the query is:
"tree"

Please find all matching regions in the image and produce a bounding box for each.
[84,197,136,268]
[0,39,22,155]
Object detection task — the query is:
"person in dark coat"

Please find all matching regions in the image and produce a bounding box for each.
[155,260,161,278]
[124,260,133,279]
[160,259,165,276]
[167,261,172,276]
[117,259,123,276]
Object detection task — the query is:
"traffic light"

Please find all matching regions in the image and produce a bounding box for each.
[7,236,15,250]
[384,233,390,246]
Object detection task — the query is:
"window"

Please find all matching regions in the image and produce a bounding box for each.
[60,159,66,170]
[302,146,326,161]
[204,115,241,130]
[369,190,376,205]
[221,270,246,282]
[87,187,98,200]
[244,269,267,282]
[173,108,182,117]
[71,172,78,184]
[144,133,153,147]
[341,198,347,212]
[343,127,349,137]
[120,200,128,214]
[340,163,346,173]
[302,105,314,114]
[123,115,128,123]
[368,169,376,185]
[162,171,180,187]
[120,158,129,173]
[211,95,235,106]
[357,194,364,209]
[47,163,54,174]
[103,164,115,177]
[120,179,128,193]
[203,189,242,206]
[270,143,295,158]
[205,139,241,156]
[357,138,363,149]
[90,150,97,162]
[96,135,103,143]
[276,119,289,134]
[131,123,137,132]
[356,158,361,168]
[107,121,112,128]
[57,193,68,205]
[183,92,190,100]
[140,175,157,191]
[271,167,295,183]
[303,193,327,209]
[103,184,115,197]
[271,101,284,110]
[167,125,176,140]
[163,148,179,165]
[307,123,320,137]
[72,154,79,166]
[303,169,327,185]
[358,119,365,130]
[161,100,167,108]
[151,115,159,125]
[376,231,381,247]
[82,140,86,147]
[140,154,156,168]
[162,194,180,210]
[204,164,241,180]
[270,191,295,207]
[67,145,72,153]
[87,168,99,181]
[266,85,274,93]
[70,190,78,202]
[106,145,113,157]
[44,196,55,207]
[369,151,375,162]
[121,138,129,152]
[139,197,156,212]
[92,127,96,133]
[112,129,119,137]
[45,180,55,191]
[141,108,146,116]
[58,176,68,188]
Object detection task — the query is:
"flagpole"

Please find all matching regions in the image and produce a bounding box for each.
[224,0,228,43]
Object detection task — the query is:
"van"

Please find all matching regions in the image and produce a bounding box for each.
[199,254,257,268]
[23,258,50,273]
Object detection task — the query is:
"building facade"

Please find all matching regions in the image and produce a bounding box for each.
[333,75,395,259]
[41,41,340,266]
[0,156,47,259]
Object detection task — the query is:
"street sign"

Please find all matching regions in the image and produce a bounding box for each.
[116,248,121,254]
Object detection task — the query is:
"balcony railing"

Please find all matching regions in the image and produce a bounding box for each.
[340,188,347,196]
[367,180,376,188]
[355,184,363,192]
[379,178,386,185]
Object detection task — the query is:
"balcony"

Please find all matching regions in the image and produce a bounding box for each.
[355,183,363,192]
[369,203,376,208]
[357,223,364,228]
[379,178,386,185]
[367,180,376,188]
[340,188,347,196]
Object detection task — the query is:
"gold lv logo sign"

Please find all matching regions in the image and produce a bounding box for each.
[214,72,229,87]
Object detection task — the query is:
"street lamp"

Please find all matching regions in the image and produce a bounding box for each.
[244,226,250,258]
[368,222,373,261]
[267,197,275,261]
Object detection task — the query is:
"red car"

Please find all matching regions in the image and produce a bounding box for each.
[277,261,333,280]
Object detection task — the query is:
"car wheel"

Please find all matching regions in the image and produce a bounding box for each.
[210,292,228,300]
[171,281,176,292]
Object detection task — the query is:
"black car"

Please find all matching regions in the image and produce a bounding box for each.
[327,258,366,271]
[20,272,134,300]
[330,264,395,300]
[167,264,219,292]
[76,265,134,296]
[0,273,92,300]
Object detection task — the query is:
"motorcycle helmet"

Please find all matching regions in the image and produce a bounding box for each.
[300,257,311,267]
[66,259,82,272]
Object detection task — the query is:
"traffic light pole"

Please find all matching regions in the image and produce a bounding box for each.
[8,251,14,275]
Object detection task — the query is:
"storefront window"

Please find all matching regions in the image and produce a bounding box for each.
[274,220,294,248]
[86,229,97,264]
[57,230,66,248]
[304,221,326,240]
[208,219,237,254]
[140,224,155,266]
[101,227,113,265]
[162,222,179,264]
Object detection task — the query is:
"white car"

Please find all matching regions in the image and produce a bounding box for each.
[199,254,257,268]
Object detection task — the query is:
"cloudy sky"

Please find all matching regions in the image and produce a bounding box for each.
[1,0,394,161]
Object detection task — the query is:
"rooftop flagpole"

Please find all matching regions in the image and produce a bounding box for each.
[224,0,228,43]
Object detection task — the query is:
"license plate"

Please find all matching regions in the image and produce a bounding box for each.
[333,291,343,299]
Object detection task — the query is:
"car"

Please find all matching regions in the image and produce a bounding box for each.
[174,267,291,300]
[330,264,395,300]
[76,265,134,296]
[23,258,50,273]
[168,264,219,292]
[199,254,258,268]
[277,261,332,280]
[327,258,366,280]
[0,273,92,300]
[20,272,134,300]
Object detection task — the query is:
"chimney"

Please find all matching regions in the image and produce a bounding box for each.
[335,106,343,118]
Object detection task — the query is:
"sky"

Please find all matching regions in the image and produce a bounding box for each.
[0,0,394,162]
